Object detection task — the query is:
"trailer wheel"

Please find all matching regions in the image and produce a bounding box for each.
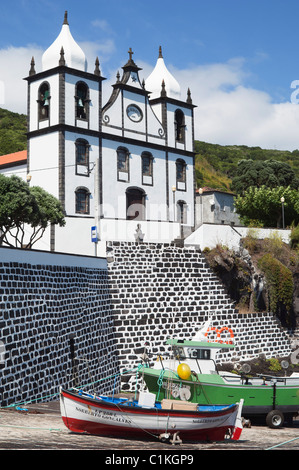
[266,410,284,428]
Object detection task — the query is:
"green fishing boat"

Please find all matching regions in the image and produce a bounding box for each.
[139,335,299,428]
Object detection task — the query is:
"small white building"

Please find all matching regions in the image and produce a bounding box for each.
[0,12,196,257]
[195,187,242,227]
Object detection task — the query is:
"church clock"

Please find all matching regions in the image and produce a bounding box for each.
[126,104,143,122]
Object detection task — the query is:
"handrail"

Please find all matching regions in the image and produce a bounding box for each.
[220,373,299,386]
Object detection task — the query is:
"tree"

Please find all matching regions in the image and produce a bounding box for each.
[0,174,65,248]
[234,186,299,228]
[231,159,299,194]
[26,186,66,248]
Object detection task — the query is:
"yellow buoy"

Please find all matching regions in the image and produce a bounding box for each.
[177,363,191,380]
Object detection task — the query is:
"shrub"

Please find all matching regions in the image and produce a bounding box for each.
[266,358,282,372]
[258,253,294,327]
[290,224,299,249]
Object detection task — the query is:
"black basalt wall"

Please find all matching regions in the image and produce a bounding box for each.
[0,242,294,405]
[0,247,119,406]
[107,242,292,389]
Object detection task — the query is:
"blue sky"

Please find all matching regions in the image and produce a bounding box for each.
[1,0,299,150]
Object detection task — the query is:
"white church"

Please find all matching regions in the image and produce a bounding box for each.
[1,12,197,257]
[1,12,291,255]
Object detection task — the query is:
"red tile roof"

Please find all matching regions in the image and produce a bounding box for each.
[0,150,27,168]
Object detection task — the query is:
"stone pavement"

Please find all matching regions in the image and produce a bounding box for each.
[0,400,298,452]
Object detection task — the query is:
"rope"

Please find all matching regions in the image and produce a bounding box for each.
[192,371,212,404]
[265,436,299,450]
[0,424,63,432]
[1,392,60,409]
[134,364,144,400]
[0,365,141,410]
[111,399,161,440]
[157,369,166,401]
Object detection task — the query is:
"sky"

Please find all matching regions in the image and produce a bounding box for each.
[1,0,299,151]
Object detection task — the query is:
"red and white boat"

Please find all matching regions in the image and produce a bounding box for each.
[60,388,243,442]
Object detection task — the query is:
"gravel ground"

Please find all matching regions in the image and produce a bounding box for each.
[0,400,298,454]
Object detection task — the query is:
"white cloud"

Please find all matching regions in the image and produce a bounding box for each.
[174,60,299,151]
[80,40,116,70]
[90,19,116,36]
[0,45,43,114]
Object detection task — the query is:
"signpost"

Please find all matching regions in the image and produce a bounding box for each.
[91,226,98,243]
[91,226,98,256]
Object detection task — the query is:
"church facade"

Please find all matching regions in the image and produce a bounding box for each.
[5,12,196,256]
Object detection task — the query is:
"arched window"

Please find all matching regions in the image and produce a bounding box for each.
[75,81,89,120]
[126,187,146,220]
[117,146,130,182]
[75,139,89,175]
[175,109,185,143]
[75,187,90,214]
[38,82,50,121]
[176,158,187,191]
[141,151,153,185]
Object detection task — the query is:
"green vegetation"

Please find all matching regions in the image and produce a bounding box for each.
[258,253,294,327]
[266,358,282,372]
[231,159,299,194]
[203,244,253,309]
[194,142,299,228]
[204,232,298,326]
[290,224,299,249]
[0,174,65,249]
[234,186,299,228]
[194,140,299,190]
[0,108,27,155]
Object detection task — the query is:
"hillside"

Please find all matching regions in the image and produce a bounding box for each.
[203,234,299,327]
[195,140,299,192]
[0,108,27,156]
[1,107,299,193]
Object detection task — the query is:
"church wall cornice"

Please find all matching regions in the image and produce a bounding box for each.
[149,96,197,110]
[101,132,195,159]
[24,65,105,84]
[27,124,100,139]
[27,124,195,159]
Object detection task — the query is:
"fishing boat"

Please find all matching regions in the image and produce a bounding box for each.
[60,387,243,443]
[139,327,299,428]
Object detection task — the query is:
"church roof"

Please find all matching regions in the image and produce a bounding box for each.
[42,11,87,72]
[0,150,27,169]
[145,47,181,100]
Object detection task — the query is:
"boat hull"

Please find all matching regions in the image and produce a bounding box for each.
[141,367,299,419]
[60,389,240,442]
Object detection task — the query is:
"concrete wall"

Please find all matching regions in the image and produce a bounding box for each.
[185,224,291,251]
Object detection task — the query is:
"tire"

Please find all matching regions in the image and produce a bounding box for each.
[266,410,284,428]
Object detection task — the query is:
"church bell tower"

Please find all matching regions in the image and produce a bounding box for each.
[25,11,104,225]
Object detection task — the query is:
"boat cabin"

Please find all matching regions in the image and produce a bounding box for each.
[153,338,234,375]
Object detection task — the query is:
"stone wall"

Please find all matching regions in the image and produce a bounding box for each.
[0,242,295,405]
[0,247,118,407]
[107,242,293,387]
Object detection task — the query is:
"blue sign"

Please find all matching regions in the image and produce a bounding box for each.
[91,226,98,243]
